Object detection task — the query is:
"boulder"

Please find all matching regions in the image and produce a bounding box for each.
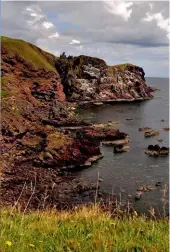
[135,191,142,200]
[157,138,163,142]
[114,145,131,153]
[144,130,159,138]
[145,145,169,157]
[162,127,170,131]
[138,127,152,132]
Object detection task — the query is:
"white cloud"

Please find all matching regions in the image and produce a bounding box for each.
[30,13,38,17]
[48,32,59,39]
[42,21,54,29]
[25,5,44,26]
[143,12,170,38]
[1,1,169,77]
[103,1,133,21]
[69,39,80,45]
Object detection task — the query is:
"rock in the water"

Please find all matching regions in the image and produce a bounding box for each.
[143,186,147,192]
[157,138,163,142]
[138,127,152,132]
[144,130,159,138]
[137,186,144,191]
[135,191,142,200]
[148,144,160,151]
[155,182,162,187]
[114,145,131,153]
[146,185,154,191]
[162,127,170,131]
[146,145,169,157]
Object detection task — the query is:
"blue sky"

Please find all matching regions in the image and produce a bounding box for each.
[1,1,169,77]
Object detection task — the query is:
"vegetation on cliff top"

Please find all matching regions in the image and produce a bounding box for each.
[112,63,135,71]
[0,206,168,252]
[1,36,56,71]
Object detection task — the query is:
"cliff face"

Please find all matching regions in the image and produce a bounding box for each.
[55,55,153,102]
[0,36,152,208]
[1,37,101,172]
[0,37,154,172]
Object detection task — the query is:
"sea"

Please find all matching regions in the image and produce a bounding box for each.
[76,77,169,215]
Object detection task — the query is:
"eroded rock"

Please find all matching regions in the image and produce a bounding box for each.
[114,145,131,153]
[55,55,154,102]
[145,145,169,157]
[138,127,152,132]
[144,130,159,138]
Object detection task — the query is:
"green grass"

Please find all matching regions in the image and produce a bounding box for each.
[112,63,135,71]
[0,90,10,98]
[0,206,169,252]
[1,36,56,71]
[1,76,12,98]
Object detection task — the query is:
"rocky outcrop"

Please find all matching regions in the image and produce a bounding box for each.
[0,36,151,209]
[114,145,131,153]
[1,37,129,172]
[145,145,169,157]
[144,130,159,138]
[55,55,154,102]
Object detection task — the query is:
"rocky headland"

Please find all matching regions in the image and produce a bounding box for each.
[0,36,154,209]
[55,53,154,103]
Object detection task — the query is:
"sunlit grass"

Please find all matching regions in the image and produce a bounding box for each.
[0,206,169,251]
[1,36,56,71]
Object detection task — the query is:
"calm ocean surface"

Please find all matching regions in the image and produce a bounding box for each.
[77,77,169,214]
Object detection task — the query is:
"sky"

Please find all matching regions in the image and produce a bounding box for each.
[1,1,170,77]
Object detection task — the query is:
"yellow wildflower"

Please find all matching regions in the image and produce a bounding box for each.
[134,210,138,216]
[5,241,12,246]
[29,244,35,247]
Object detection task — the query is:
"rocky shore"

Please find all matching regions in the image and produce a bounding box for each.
[1,36,154,210]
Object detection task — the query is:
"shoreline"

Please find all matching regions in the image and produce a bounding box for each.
[69,97,153,108]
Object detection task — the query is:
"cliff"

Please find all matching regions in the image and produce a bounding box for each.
[0,36,152,208]
[55,55,153,102]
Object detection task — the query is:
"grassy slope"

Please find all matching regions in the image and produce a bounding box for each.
[112,63,135,71]
[1,36,56,71]
[0,206,168,252]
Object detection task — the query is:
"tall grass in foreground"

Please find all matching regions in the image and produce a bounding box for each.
[0,206,169,252]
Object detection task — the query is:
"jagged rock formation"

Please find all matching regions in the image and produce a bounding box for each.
[1,36,103,171]
[55,55,154,102]
[0,36,153,209]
